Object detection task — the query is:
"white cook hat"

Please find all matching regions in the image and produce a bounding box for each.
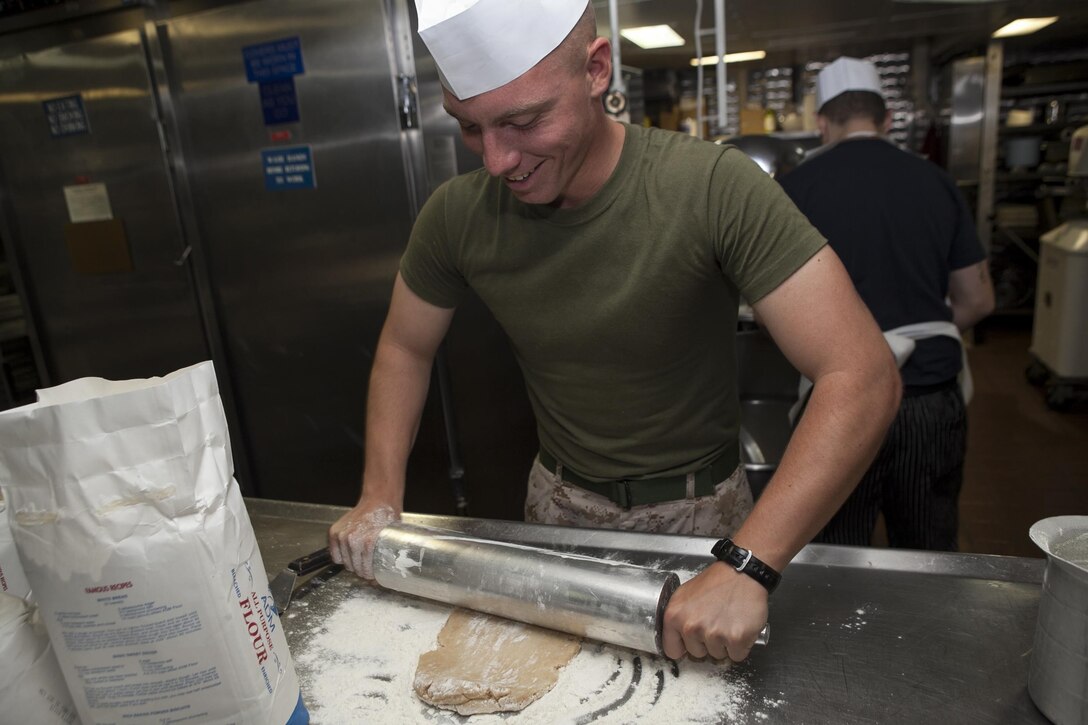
[815,57,883,110]
[415,0,589,100]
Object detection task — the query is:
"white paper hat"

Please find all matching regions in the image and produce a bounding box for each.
[415,0,588,100]
[816,57,882,110]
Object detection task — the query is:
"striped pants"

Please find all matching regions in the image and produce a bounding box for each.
[815,384,967,551]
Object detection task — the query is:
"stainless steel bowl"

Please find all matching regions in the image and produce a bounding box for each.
[1028,516,1088,725]
[717,134,819,178]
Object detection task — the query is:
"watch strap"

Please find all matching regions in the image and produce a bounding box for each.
[711,538,781,594]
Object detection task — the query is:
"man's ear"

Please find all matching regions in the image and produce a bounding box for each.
[816,115,831,144]
[882,110,893,134]
[586,37,612,98]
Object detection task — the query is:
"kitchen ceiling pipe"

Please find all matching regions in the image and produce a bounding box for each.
[715,0,727,133]
[608,0,625,96]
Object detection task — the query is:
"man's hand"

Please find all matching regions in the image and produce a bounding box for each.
[661,563,768,662]
[328,500,400,579]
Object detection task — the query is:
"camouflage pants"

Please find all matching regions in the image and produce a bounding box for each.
[524,455,754,537]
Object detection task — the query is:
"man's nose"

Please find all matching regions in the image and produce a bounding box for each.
[480,131,520,177]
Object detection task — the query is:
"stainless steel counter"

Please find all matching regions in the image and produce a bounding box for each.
[248,498,1049,724]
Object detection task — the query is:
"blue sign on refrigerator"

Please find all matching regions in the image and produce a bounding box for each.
[43,94,90,137]
[262,145,316,190]
[243,37,305,83]
[259,78,300,126]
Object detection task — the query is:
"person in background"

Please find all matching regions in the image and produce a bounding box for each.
[329,3,901,662]
[779,56,995,551]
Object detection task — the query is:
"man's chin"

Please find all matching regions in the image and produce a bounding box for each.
[507,185,558,206]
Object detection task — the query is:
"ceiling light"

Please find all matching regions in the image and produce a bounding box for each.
[690,50,767,67]
[620,25,685,49]
[992,17,1058,38]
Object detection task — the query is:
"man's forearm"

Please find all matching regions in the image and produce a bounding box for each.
[949,261,995,331]
[732,358,901,570]
[951,301,990,332]
[661,359,899,664]
[358,338,436,509]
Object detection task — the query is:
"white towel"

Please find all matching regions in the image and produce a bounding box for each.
[789,320,973,425]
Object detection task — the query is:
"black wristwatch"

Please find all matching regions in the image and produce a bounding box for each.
[711,538,781,594]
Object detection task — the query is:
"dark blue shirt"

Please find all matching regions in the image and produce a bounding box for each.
[779,138,986,387]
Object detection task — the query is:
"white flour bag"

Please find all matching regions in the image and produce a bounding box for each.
[0,494,32,599]
[0,591,80,724]
[0,361,308,725]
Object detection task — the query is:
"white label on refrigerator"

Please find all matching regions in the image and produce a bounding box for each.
[63,183,113,223]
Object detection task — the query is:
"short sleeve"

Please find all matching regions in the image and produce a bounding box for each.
[399,181,469,309]
[711,149,827,303]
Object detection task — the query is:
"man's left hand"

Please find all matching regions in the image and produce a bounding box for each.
[661,562,769,662]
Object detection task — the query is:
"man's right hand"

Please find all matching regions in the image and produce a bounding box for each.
[328,500,400,579]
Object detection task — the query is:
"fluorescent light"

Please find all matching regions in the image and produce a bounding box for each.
[992,17,1058,38]
[690,50,767,67]
[620,25,685,49]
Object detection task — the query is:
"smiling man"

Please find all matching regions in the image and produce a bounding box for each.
[438,7,622,209]
[329,0,900,663]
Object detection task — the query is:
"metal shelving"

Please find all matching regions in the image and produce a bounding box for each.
[968,41,1088,316]
[1002,80,1088,99]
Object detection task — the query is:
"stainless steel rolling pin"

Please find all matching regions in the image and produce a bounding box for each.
[372,522,769,656]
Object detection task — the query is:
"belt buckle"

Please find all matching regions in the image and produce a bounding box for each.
[611,479,633,510]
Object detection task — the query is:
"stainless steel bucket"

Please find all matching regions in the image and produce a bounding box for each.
[1029,516,1088,725]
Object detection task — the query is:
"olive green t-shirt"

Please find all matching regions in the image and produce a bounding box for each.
[401,124,826,481]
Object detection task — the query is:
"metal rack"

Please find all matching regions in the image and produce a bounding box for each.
[954,39,1088,316]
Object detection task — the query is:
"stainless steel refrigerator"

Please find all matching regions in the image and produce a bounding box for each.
[0,0,539,515]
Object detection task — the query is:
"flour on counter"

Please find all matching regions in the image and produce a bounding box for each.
[294,583,780,723]
[841,606,870,631]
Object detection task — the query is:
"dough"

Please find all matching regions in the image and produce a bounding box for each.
[413,608,582,715]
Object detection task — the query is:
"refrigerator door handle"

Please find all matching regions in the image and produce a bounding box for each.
[173,244,192,266]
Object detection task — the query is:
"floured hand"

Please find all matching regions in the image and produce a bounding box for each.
[661,562,768,662]
[328,502,400,579]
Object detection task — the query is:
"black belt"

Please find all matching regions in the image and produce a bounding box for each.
[903,379,959,398]
[538,448,739,510]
